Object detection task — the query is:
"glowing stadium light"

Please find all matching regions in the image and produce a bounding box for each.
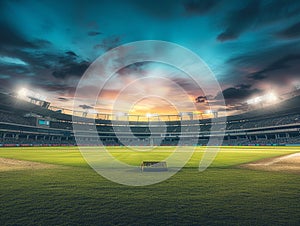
[179,112,193,116]
[204,109,218,118]
[17,87,47,101]
[87,109,98,114]
[247,96,262,105]
[145,113,159,121]
[247,93,278,105]
[17,88,28,98]
[204,110,217,115]
[115,112,128,120]
[265,92,278,103]
[16,87,50,109]
[115,112,128,117]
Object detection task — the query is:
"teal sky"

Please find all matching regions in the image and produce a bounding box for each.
[1,0,300,114]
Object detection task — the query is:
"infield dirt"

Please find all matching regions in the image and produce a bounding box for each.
[240,152,300,174]
[0,158,58,172]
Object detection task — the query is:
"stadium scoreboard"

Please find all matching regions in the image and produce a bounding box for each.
[37,119,50,127]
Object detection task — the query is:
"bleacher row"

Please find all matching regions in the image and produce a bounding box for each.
[0,92,299,146]
[226,114,300,130]
[0,109,299,133]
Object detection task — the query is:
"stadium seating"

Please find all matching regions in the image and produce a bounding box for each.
[0,92,299,146]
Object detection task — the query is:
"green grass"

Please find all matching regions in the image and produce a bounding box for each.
[0,146,299,225]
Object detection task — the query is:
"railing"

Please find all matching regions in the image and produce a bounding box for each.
[48,106,220,121]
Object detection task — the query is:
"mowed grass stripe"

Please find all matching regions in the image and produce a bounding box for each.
[0,146,298,168]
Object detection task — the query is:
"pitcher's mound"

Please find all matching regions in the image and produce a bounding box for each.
[0,158,58,172]
[240,153,300,174]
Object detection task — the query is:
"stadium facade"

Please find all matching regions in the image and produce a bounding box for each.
[0,92,299,147]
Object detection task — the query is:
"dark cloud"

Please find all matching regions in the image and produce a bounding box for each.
[276,22,300,39]
[65,51,78,57]
[219,103,248,112]
[0,19,52,51]
[1,47,89,80]
[258,0,300,25]
[227,41,299,67]
[0,17,89,94]
[0,63,31,77]
[0,14,87,84]
[248,73,267,81]
[183,0,219,15]
[236,84,251,89]
[52,60,89,79]
[79,104,93,109]
[217,0,300,42]
[217,0,260,42]
[94,35,122,51]
[248,54,300,81]
[223,41,300,90]
[57,97,69,102]
[48,51,90,79]
[117,62,147,76]
[0,44,89,95]
[88,31,102,36]
[195,95,215,108]
[0,20,35,50]
[0,20,54,79]
[171,77,200,91]
[38,84,76,96]
[215,85,262,104]
[195,95,207,103]
[33,39,52,48]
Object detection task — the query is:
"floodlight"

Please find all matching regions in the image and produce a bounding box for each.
[204,110,217,114]
[265,93,277,102]
[204,110,212,114]
[17,88,28,98]
[247,92,278,107]
[116,112,128,117]
[247,96,262,105]
[87,109,98,114]
[17,87,47,101]
[180,112,193,116]
[146,113,152,118]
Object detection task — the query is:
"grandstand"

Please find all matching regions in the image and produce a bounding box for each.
[0,92,299,147]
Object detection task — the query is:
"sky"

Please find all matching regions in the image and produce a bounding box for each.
[1,0,300,116]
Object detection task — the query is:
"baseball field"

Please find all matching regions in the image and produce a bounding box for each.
[0,146,299,225]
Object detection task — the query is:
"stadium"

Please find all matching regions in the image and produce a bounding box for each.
[0,89,299,225]
[0,91,299,147]
[1,0,300,225]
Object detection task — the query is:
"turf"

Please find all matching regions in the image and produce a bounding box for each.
[0,146,299,225]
